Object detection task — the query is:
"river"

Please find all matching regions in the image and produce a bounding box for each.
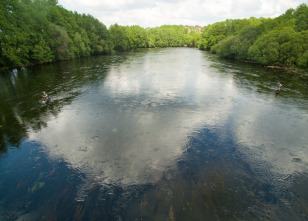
[0,48,308,220]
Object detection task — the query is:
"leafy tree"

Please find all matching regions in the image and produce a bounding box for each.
[124,25,148,49]
[297,30,308,68]
[247,27,304,66]
[146,25,188,48]
[211,35,240,59]
[277,27,304,65]
[109,24,129,51]
[298,51,308,69]
[248,30,280,65]
[199,4,308,69]
[188,32,200,47]
[0,1,307,70]
[294,4,308,32]
[49,24,70,60]
[31,41,54,63]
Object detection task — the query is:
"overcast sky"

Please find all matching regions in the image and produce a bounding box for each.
[57,0,306,28]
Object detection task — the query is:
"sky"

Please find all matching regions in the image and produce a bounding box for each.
[57,0,307,28]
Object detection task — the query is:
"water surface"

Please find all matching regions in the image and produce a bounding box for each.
[0,48,308,220]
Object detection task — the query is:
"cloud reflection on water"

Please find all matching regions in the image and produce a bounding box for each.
[29,49,236,190]
[233,97,308,175]
[29,48,308,200]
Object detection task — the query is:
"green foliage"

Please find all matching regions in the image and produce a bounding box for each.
[248,31,280,65]
[188,32,201,47]
[107,24,199,51]
[198,18,260,50]
[201,4,308,69]
[32,41,54,63]
[147,25,189,48]
[127,25,148,49]
[0,1,306,70]
[109,24,129,51]
[298,51,308,69]
[49,24,71,60]
[247,27,306,66]
[210,24,262,60]
[0,0,200,69]
[294,4,308,32]
[211,35,240,59]
[0,0,110,68]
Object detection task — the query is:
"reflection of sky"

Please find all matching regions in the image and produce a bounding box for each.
[233,96,308,174]
[29,48,308,194]
[29,48,236,189]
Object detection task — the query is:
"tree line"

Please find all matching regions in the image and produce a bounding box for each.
[0,0,307,69]
[198,4,308,69]
[0,0,201,68]
[0,0,111,67]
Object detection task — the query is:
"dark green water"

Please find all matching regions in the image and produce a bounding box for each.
[0,48,308,220]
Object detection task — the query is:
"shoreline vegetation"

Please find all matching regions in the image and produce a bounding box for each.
[0,0,307,71]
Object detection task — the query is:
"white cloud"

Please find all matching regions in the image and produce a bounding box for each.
[58,0,306,27]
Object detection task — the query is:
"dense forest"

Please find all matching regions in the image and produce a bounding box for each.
[200,4,308,69]
[0,0,111,67]
[0,0,307,69]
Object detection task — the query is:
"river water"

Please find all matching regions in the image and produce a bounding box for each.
[0,48,308,220]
